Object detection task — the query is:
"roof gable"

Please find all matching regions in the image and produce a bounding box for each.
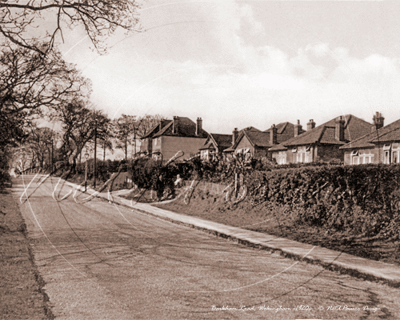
[141,119,171,139]
[152,117,208,138]
[270,114,372,151]
[341,118,400,149]
[210,133,232,149]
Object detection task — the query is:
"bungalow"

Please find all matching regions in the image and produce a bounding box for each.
[225,121,306,159]
[340,112,400,165]
[199,133,232,160]
[140,116,208,161]
[269,115,373,165]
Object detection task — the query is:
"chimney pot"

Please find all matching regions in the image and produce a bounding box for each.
[172,116,179,134]
[372,111,384,131]
[335,116,345,141]
[294,120,302,137]
[232,128,239,146]
[307,119,316,131]
[196,117,202,136]
[270,124,277,145]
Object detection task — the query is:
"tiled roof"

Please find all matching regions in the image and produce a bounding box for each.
[222,126,261,152]
[199,141,215,150]
[226,122,306,152]
[141,120,171,139]
[210,133,232,149]
[371,127,400,143]
[199,133,232,150]
[264,122,287,134]
[270,114,372,151]
[341,118,400,149]
[152,117,208,138]
[245,130,273,148]
[264,122,306,144]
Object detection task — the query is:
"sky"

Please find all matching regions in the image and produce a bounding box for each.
[56,0,400,134]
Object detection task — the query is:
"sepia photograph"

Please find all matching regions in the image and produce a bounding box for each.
[1,0,400,319]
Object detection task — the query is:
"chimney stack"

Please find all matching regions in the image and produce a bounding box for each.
[195,117,202,136]
[232,128,239,146]
[172,116,179,134]
[294,119,302,137]
[307,119,316,131]
[372,112,384,131]
[270,124,277,145]
[335,116,345,141]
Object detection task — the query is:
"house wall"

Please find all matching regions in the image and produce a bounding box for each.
[272,144,344,164]
[271,150,287,164]
[281,145,314,164]
[344,143,400,165]
[254,147,269,159]
[140,138,152,155]
[161,136,207,161]
[235,136,254,154]
[315,144,344,163]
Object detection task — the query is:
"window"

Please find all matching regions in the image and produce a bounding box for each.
[384,150,390,164]
[393,150,399,164]
[277,152,286,165]
[351,150,359,165]
[201,150,208,160]
[383,144,391,151]
[296,151,305,163]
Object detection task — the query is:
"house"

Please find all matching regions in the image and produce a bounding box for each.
[269,115,373,165]
[224,121,306,159]
[340,112,400,165]
[140,116,208,161]
[199,133,232,160]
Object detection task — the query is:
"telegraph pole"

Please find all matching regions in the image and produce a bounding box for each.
[93,116,97,189]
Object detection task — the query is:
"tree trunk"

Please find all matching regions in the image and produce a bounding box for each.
[124,138,127,161]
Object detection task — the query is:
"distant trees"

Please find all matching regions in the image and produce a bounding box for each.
[113,114,163,160]
[113,114,137,161]
[54,101,110,170]
[136,114,163,138]
[25,127,56,170]
[0,0,142,180]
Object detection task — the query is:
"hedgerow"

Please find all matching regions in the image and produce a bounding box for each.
[127,155,400,239]
[244,164,400,238]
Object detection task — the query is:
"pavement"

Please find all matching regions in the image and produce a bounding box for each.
[67,181,400,288]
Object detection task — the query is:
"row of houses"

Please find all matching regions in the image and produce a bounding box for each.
[139,112,400,166]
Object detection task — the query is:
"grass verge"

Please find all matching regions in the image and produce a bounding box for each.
[152,188,400,267]
[0,188,54,319]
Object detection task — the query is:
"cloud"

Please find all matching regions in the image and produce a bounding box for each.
[61,1,400,133]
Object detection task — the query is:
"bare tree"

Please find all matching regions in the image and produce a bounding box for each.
[113,114,137,160]
[136,114,163,137]
[55,101,110,170]
[0,45,90,116]
[25,127,57,170]
[0,0,142,55]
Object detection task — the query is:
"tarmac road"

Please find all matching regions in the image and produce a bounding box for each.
[11,175,400,319]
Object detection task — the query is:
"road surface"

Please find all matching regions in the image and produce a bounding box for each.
[12,175,400,319]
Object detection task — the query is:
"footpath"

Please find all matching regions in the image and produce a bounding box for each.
[68,182,400,288]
